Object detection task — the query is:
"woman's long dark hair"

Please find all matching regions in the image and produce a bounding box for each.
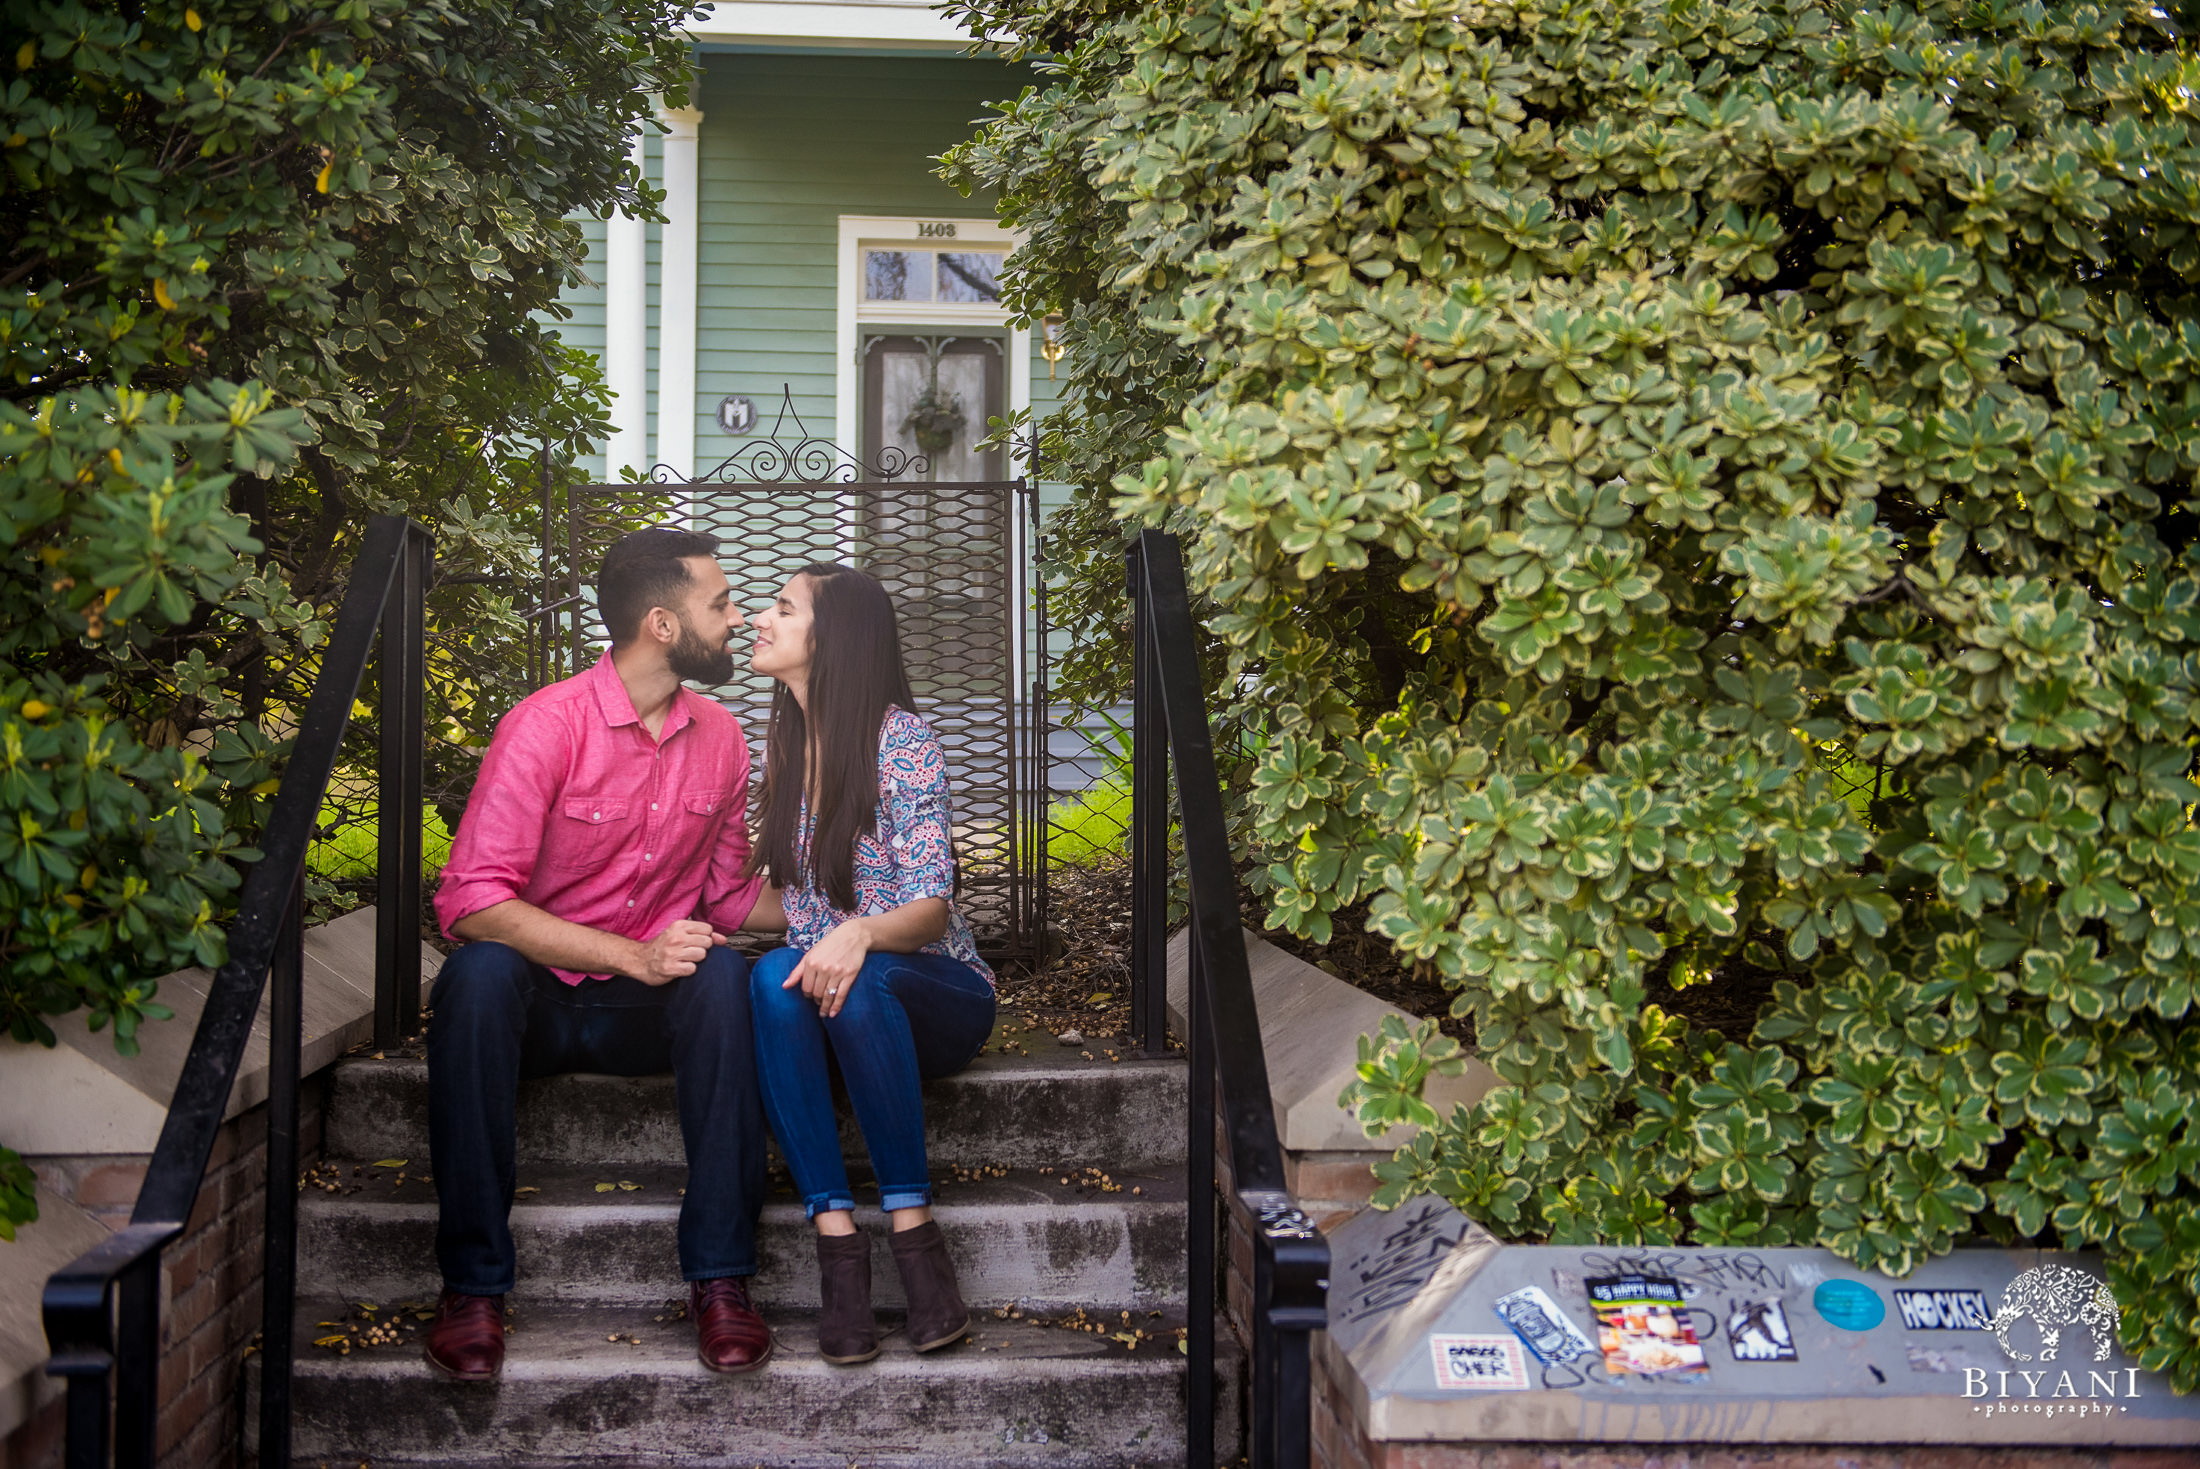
[749,563,917,911]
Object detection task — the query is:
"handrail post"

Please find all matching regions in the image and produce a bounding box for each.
[1128,527,1329,1469]
[43,516,422,1469]
[110,1254,157,1468]
[62,1369,108,1469]
[258,873,305,1468]
[375,526,429,1047]
[1127,539,1168,1056]
[1187,934,1216,1469]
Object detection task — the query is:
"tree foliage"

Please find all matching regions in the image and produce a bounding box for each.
[949,0,2200,1389]
[1,0,694,1049]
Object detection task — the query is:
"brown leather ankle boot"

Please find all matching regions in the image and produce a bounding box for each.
[816,1229,880,1364]
[888,1221,969,1352]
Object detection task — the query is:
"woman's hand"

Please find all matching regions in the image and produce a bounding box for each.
[785,917,873,1018]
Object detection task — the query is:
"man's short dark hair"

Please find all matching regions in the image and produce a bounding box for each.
[597,527,722,646]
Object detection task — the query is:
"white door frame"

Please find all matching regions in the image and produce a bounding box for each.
[834,212,1033,703]
[834,214,1029,472]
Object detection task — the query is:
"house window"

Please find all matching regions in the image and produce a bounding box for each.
[862,248,1006,306]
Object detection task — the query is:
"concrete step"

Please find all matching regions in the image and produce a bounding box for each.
[324,1048,1187,1173]
[274,1298,1236,1467]
[297,1163,1188,1313]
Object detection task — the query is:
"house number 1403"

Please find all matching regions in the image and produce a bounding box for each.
[918,222,958,238]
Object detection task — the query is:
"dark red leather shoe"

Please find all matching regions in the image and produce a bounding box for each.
[423,1289,506,1382]
[692,1276,773,1374]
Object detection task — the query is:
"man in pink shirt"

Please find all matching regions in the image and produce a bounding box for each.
[423,528,776,1381]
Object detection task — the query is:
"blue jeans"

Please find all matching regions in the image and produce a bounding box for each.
[426,942,765,1293]
[749,948,996,1218]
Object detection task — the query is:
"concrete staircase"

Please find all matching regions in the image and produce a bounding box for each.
[271,1030,1229,1466]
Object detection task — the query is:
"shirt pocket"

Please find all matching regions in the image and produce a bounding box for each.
[542,797,632,870]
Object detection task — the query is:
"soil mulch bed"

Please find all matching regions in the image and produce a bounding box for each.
[992,857,1142,1044]
[996,858,1469,1049]
[1003,859,1784,1057]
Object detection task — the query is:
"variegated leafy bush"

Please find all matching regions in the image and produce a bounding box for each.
[948,0,2200,1388]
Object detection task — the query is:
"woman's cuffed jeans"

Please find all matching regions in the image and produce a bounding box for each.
[426,941,765,1295]
[749,948,996,1219]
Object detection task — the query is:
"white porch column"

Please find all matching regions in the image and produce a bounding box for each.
[603,126,650,478]
[656,103,703,482]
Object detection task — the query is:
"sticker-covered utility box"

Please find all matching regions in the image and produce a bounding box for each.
[1324,1195,2200,1445]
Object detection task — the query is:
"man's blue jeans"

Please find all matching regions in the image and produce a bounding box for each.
[749,948,996,1218]
[426,942,764,1294]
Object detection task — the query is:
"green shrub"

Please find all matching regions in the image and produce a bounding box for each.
[0,0,696,1060]
[951,0,2200,1390]
[0,384,302,1050]
[0,1145,33,1242]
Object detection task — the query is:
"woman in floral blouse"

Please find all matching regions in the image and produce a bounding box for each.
[741,562,994,1364]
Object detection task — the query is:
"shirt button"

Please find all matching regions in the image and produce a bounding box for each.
[627,900,635,908]
[651,802,659,810]
[644,853,653,861]
[592,811,601,821]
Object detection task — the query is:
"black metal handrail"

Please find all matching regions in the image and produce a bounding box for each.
[42,514,432,1468]
[1126,528,1329,1469]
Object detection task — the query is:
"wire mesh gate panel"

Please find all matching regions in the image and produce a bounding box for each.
[554,477,1031,952]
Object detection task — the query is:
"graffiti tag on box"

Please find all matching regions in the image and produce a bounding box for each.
[1334,1197,1474,1326]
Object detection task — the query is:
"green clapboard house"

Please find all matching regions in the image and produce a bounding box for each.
[550,1,1060,488]
[540,3,1089,951]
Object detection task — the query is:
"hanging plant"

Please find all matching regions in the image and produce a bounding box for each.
[902,383,966,454]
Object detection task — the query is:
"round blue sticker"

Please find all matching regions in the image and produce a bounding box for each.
[1813,1278,1886,1332]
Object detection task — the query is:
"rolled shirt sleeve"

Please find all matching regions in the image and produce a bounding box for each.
[432,701,564,940]
[880,713,957,905]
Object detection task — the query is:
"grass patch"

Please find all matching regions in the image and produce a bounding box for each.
[1045,772,1132,868]
[308,798,455,882]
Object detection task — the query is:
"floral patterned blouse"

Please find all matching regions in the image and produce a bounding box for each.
[782,707,993,986]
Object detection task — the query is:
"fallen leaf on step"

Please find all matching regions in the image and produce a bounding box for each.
[617,1181,641,1191]
[595,1183,615,1193]
[515,1186,540,1196]
[371,1159,409,1169]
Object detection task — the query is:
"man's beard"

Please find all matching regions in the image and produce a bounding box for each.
[667,614,736,684]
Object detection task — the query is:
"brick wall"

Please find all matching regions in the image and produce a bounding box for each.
[4,1075,327,1469]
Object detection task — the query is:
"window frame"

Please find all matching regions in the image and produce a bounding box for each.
[835,216,1031,461]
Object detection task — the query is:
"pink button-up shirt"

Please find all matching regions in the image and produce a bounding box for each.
[433,652,763,984]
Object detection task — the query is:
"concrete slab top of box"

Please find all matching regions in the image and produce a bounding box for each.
[1163,926,1503,1154]
[0,906,441,1154]
[1323,1194,2200,1448]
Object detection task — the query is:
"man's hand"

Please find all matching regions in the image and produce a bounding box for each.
[634,919,730,986]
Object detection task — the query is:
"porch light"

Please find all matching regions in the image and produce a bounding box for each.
[1041,313,1065,379]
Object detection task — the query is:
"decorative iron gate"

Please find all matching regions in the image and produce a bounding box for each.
[527,393,1042,955]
